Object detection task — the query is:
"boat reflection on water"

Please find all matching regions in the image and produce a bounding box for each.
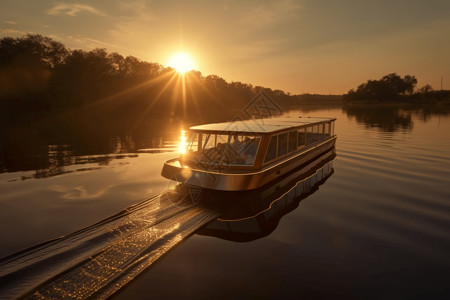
[196,148,336,242]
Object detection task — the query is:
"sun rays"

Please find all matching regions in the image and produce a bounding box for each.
[78,50,224,135]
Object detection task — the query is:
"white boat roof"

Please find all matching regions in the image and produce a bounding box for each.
[190,117,336,134]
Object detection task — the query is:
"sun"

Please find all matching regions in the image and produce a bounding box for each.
[168,52,196,74]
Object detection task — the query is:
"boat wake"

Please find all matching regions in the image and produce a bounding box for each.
[0,191,222,299]
[0,149,336,300]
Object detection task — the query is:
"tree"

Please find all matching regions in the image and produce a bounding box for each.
[0,34,69,106]
[403,75,417,95]
[0,34,68,68]
[344,73,417,102]
[417,84,433,94]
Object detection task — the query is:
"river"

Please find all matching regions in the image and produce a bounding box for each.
[1,105,449,299]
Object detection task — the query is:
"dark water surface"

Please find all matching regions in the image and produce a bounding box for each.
[1,106,450,299]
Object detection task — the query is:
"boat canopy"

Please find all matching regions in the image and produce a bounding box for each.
[189,117,336,134]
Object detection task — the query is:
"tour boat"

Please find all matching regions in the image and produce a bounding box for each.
[161,117,337,191]
[196,149,336,242]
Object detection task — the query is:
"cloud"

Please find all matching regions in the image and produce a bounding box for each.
[3,20,18,25]
[49,34,121,51]
[0,28,28,36]
[71,36,120,50]
[47,3,106,17]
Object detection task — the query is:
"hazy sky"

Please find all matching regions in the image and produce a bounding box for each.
[1,0,449,94]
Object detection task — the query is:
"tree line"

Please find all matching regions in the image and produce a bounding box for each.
[0,34,343,134]
[344,73,450,103]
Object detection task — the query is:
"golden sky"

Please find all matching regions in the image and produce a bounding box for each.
[1,0,449,94]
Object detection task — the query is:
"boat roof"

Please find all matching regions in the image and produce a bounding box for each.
[189,117,336,134]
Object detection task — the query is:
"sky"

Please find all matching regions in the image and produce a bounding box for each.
[1,0,450,94]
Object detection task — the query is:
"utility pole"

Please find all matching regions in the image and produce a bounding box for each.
[441,75,443,91]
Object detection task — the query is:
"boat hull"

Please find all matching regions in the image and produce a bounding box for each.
[161,136,336,191]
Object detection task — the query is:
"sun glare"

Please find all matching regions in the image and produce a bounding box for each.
[168,52,195,74]
[178,129,187,154]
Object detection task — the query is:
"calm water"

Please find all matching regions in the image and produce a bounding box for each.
[1,106,450,299]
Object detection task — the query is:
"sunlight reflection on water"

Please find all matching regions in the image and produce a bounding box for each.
[1,106,450,299]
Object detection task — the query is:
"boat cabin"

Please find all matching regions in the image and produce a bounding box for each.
[180,117,336,171]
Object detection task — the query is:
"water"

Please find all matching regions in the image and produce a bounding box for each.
[0,149,335,299]
[0,192,223,299]
[1,105,450,299]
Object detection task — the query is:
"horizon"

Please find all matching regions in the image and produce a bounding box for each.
[1,1,450,94]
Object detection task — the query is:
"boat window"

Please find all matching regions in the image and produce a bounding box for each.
[278,133,288,157]
[312,125,319,143]
[264,135,278,163]
[216,134,229,145]
[288,131,297,152]
[297,128,306,147]
[317,124,324,141]
[199,133,228,161]
[186,132,261,166]
[202,133,215,150]
[305,126,314,145]
[187,132,199,151]
[238,136,261,165]
[324,123,330,137]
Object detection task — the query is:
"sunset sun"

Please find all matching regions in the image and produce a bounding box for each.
[168,52,196,74]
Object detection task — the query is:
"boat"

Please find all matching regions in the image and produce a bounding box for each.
[196,149,335,242]
[161,117,337,191]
